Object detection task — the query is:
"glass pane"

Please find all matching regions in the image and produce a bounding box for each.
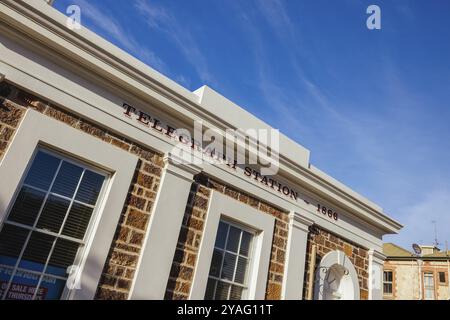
[229,285,243,300]
[0,224,29,267]
[36,195,70,233]
[214,222,228,249]
[209,249,223,278]
[24,151,60,191]
[239,231,252,257]
[4,270,40,300]
[62,203,94,239]
[19,232,55,272]
[51,162,83,198]
[221,253,236,281]
[214,281,230,300]
[234,257,248,284]
[226,226,240,253]
[47,239,79,277]
[8,186,46,226]
[204,278,216,300]
[424,274,433,286]
[75,170,104,205]
[37,275,66,300]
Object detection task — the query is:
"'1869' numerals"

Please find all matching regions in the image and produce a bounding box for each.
[317,204,338,221]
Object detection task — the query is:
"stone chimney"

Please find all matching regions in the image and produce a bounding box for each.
[420,245,440,255]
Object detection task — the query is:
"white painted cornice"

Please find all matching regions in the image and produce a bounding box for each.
[0,0,402,235]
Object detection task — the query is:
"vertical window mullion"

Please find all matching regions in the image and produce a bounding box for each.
[1,159,63,300]
[214,224,230,299]
[229,230,243,300]
[32,168,87,300]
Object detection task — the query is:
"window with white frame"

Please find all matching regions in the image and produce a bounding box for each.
[423,272,435,300]
[383,270,393,295]
[204,220,254,300]
[0,149,107,300]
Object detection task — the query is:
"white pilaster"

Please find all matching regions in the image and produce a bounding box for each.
[129,154,202,299]
[282,212,314,300]
[368,249,386,300]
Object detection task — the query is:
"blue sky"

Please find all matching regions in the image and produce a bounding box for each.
[54,0,450,250]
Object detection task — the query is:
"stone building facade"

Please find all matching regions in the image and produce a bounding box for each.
[0,0,401,300]
[383,243,450,300]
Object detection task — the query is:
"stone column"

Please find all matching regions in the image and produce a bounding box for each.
[368,249,386,300]
[282,212,314,300]
[129,154,202,299]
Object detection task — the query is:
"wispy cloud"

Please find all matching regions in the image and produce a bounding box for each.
[233,0,450,248]
[75,0,166,72]
[134,0,216,86]
[385,188,450,248]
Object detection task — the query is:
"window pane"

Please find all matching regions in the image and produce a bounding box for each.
[36,195,70,233]
[19,232,55,272]
[239,231,252,257]
[226,226,240,253]
[424,274,433,286]
[214,281,230,300]
[229,285,243,300]
[209,249,223,278]
[37,275,66,300]
[214,222,228,249]
[439,272,446,283]
[24,152,60,191]
[8,187,46,226]
[47,239,79,277]
[51,162,83,198]
[0,224,29,267]
[75,170,104,205]
[221,253,236,281]
[61,203,94,239]
[4,270,40,300]
[204,279,216,300]
[234,257,248,284]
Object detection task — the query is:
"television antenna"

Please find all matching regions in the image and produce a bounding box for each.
[431,220,441,248]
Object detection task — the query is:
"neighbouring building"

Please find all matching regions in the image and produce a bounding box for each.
[383,243,450,300]
[0,0,402,300]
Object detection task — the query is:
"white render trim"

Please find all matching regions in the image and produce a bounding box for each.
[129,155,202,300]
[314,250,361,300]
[189,191,275,300]
[0,0,402,236]
[368,249,386,300]
[0,56,386,251]
[0,109,138,300]
[282,212,314,300]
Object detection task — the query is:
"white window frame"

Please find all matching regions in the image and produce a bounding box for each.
[190,191,275,300]
[205,219,256,300]
[0,109,138,299]
[0,147,109,300]
[383,270,393,296]
[423,272,435,300]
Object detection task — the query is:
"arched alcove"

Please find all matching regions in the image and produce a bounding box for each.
[313,250,360,300]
